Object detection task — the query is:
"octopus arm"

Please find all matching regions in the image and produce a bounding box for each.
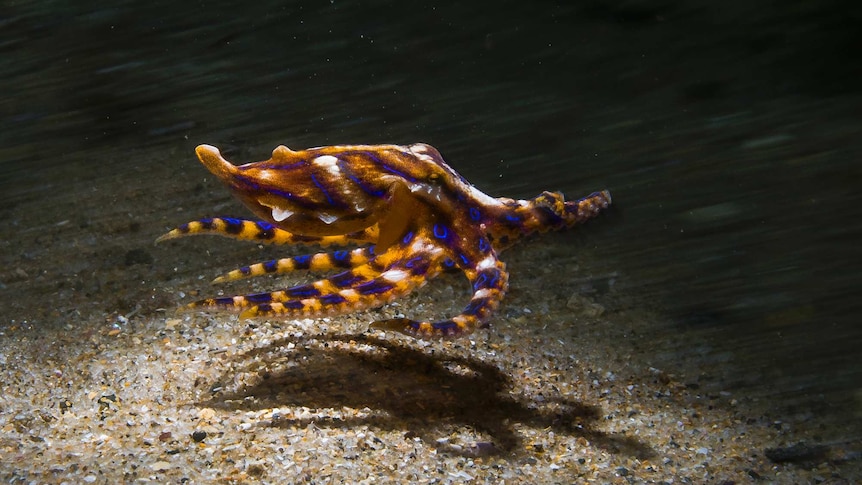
[188,232,449,322]
[211,246,376,284]
[374,222,510,338]
[156,217,378,247]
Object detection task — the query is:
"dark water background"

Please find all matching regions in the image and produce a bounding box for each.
[2,0,860,446]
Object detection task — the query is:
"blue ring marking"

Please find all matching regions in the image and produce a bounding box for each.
[472,272,488,291]
[355,280,393,295]
[475,268,500,289]
[332,250,349,263]
[245,293,274,304]
[214,297,236,305]
[432,320,460,332]
[263,260,278,273]
[442,258,456,268]
[478,237,490,253]
[331,271,366,288]
[404,257,430,276]
[402,231,414,245]
[293,254,312,268]
[538,206,564,225]
[458,252,470,266]
[432,223,449,240]
[239,266,252,275]
[469,207,481,222]
[222,217,244,234]
[410,262,430,276]
[283,300,305,310]
[233,173,319,210]
[320,294,347,305]
[287,285,320,298]
[340,160,387,198]
[310,173,339,207]
[463,298,489,316]
[359,150,419,184]
[255,220,275,238]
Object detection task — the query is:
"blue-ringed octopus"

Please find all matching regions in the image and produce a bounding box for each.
[157,143,611,338]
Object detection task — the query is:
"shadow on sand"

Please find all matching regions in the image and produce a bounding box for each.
[200,333,653,458]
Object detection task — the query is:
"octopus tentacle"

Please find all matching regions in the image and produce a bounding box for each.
[190,262,377,311]
[374,221,510,337]
[374,258,509,337]
[156,217,378,247]
[564,190,612,224]
[190,232,448,322]
[211,247,375,284]
[238,263,435,319]
[485,190,614,250]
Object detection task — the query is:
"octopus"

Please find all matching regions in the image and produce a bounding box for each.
[157,143,611,338]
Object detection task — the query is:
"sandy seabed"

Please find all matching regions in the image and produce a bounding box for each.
[2,224,858,483]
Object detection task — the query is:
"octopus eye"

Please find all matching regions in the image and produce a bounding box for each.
[425,172,442,184]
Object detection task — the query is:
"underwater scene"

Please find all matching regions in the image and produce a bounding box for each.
[1,1,860,483]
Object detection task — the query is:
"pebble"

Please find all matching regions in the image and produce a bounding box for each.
[566,294,605,317]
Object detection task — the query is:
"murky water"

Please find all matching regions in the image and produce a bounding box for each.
[3,0,860,451]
